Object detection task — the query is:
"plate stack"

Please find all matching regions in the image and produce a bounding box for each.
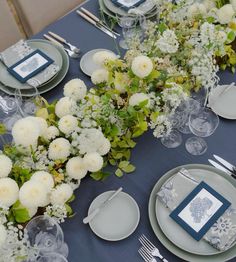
[98,0,158,19]
[148,164,236,262]
[0,40,69,97]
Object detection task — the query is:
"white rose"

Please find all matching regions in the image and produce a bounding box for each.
[12,118,40,151]
[129,93,150,107]
[19,180,49,208]
[91,69,109,84]
[231,0,236,11]
[83,152,103,172]
[66,156,88,179]
[217,4,235,24]
[64,78,87,101]
[0,154,12,178]
[0,178,19,207]
[55,97,76,118]
[58,115,78,135]
[31,171,54,192]
[97,138,111,156]
[43,126,59,141]
[93,50,117,66]
[0,225,7,248]
[48,138,71,160]
[50,184,73,205]
[131,55,153,78]
[24,116,48,136]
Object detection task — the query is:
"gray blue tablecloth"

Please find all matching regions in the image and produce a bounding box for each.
[32,1,236,261]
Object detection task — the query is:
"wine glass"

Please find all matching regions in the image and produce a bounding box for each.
[185,107,219,155]
[37,253,68,262]
[161,129,183,148]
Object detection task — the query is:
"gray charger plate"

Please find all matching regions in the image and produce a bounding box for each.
[0,39,69,97]
[148,164,236,262]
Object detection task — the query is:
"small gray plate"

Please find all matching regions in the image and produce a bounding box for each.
[88,191,140,241]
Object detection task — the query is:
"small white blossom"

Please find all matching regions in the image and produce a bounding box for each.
[131,55,153,78]
[83,152,103,172]
[48,138,71,160]
[50,184,73,205]
[66,156,88,180]
[45,204,67,224]
[0,224,7,247]
[91,68,109,84]
[58,115,78,135]
[0,178,19,207]
[64,78,87,101]
[156,30,179,54]
[55,97,76,118]
[0,155,12,178]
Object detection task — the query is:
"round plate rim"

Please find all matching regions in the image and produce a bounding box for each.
[148,164,236,262]
[88,190,140,241]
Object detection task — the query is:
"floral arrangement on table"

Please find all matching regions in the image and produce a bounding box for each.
[0,0,236,260]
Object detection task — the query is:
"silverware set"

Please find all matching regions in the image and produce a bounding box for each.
[208,154,236,179]
[44,32,80,58]
[138,235,168,262]
[77,7,120,39]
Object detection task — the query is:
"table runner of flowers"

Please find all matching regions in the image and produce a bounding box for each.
[0,0,236,260]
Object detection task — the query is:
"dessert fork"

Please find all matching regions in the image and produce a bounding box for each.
[138,247,157,262]
[139,234,168,262]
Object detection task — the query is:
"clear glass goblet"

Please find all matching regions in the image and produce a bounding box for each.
[37,253,68,262]
[185,107,219,155]
[161,129,183,148]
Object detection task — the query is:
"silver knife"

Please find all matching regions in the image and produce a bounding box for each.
[213,154,235,172]
[208,159,236,179]
[83,187,123,224]
[77,10,117,39]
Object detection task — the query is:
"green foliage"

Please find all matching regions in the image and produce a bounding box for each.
[11,201,30,223]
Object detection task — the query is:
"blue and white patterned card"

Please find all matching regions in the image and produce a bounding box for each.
[170,181,231,241]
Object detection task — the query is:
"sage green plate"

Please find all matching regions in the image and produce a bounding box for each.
[155,167,236,256]
[88,191,140,241]
[148,164,236,262]
[0,39,69,97]
[0,40,63,89]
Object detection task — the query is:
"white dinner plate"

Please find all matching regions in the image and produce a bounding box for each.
[88,191,140,241]
[209,84,236,120]
[80,48,116,76]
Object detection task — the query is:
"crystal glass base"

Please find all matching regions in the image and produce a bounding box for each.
[185,136,207,155]
[178,122,191,134]
[161,130,182,148]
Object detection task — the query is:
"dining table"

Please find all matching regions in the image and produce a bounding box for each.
[29,0,236,261]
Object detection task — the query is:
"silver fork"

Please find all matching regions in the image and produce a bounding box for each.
[138,247,157,262]
[139,235,168,262]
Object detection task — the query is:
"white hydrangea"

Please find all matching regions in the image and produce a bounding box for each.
[93,50,117,66]
[58,115,78,135]
[66,156,88,180]
[0,154,12,178]
[48,138,71,160]
[12,118,40,151]
[55,97,76,118]
[217,4,235,24]
[43,126,59,141]
[231,0,236,11]
[91,69,109,84]
[156,30,179,54]
[0,178,19,207]
[24,116,48,136]
[0,224,7,247]
[83,152,103,172]
[188,3,207,17]
[97,138,111,156]
[19,180,49,208]
[131,55,153,78]
[64,78,87,101]
[129,93,150,107]
[31,171,54,192]
[50,184,73,205]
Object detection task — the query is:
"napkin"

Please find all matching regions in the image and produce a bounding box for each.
[0,40,59,88]
[157,169,236,251]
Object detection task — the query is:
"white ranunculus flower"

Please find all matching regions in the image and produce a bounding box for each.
[66,156,88,179]
[83,152,103,172]
[93,50,117,66]
[50,183,73,205]
[24,116,48,136]
[12,118,40,151]
[64,78,87,101]
[129,93,150,107]
[55,97,76,118]
[91,69,109,84]
[0,225,7,248]
[31,171,54,192]
[231,0,236,11]
[43,126,59,141]
[0,154,12,178]
[19,180,49,208]
[97,138,111,156]
[0,178,19,207]
[203,0,216,11]
[217,4,235,24]
[58,115,78,135]
[48,138,71,160]
[131,55,153,78]
[188,3,207,17]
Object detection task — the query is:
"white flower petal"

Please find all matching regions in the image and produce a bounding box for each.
[0,154,12,178]
[0,178,19,207]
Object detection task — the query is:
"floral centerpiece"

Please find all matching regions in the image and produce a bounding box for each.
[0,0,236,260]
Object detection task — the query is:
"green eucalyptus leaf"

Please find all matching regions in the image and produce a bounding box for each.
[12,201,30,223]
[122,164,136,173]
[115,168,123,177]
